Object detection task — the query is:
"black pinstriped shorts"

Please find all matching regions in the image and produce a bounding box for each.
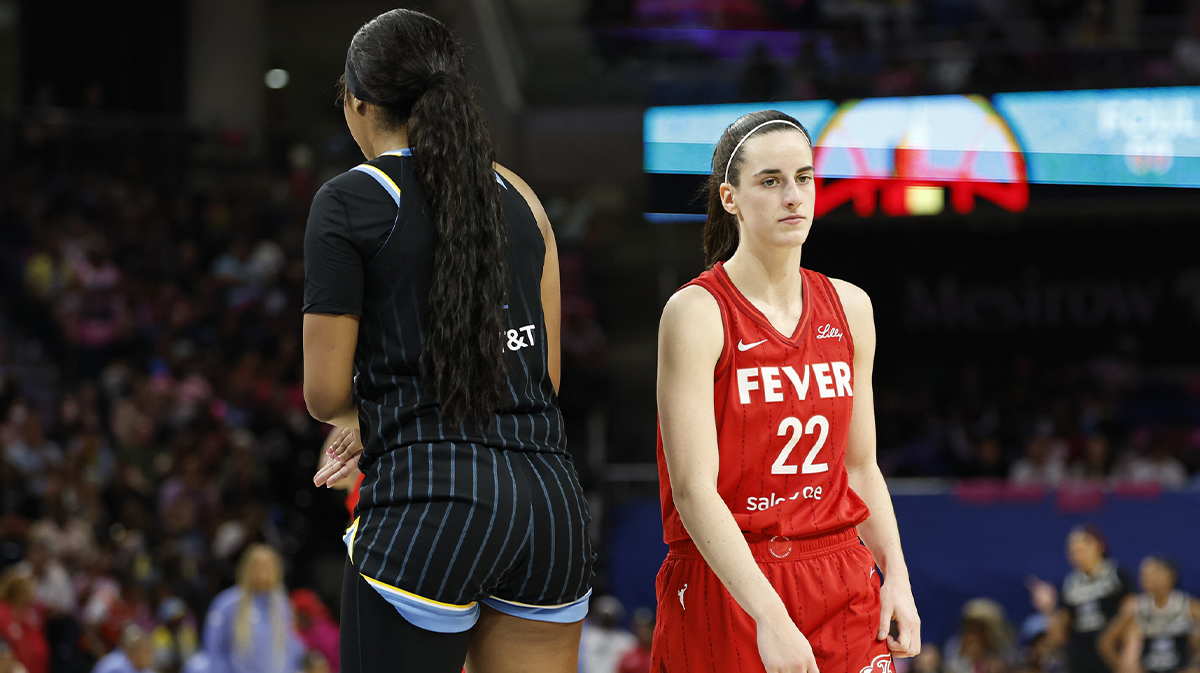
[343,442,594,633]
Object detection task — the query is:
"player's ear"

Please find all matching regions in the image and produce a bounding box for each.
[719,182,738,216]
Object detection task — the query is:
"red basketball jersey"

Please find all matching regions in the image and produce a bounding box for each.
[657,262,870,544]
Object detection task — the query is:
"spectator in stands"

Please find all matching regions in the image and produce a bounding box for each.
[3,404,63,497]
[289,590,337,673]
[200,544,302,673]
[579,595,635,673]
[1068,434,1115,481]
[1009,434,1066,486]
[0,565,49,673]
[943,598,1015,673]
[616,607,653,673]
[912,643,944,673]
[24,536,75,615]
[91,625,156,673]
[1120,435,1188,487]
[962,437,1009,479]
[1014,613,1064,673]
[0,641,29,673]
[152,597,198,673]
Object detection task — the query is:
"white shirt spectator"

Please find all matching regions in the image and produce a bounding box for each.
[579,622,636,673]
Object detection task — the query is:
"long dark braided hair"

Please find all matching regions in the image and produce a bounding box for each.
[345,9,508,425]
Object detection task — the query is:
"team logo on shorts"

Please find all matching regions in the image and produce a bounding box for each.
[859,654,893,673]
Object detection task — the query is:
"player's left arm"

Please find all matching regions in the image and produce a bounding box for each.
[834,278,921,658]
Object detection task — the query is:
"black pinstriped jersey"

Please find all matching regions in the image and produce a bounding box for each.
[303,150,565,474]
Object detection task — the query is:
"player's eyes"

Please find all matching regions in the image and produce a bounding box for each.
[762,178,779,187]
[797,174,813,184]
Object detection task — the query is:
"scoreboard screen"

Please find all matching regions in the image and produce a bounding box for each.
[645,87,1200,218]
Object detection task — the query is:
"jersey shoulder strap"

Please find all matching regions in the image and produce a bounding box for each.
[681,267,735,375]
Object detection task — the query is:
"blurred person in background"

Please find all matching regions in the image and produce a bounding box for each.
[616,608,653,673]
[1015,614,1065,673]
[200,544,302,673]
[578,596,634,673]
[0,565,49,673]
[297,653,329,673]
[152,597,197,673]
[304,8,592,673]
[288,590,337,673]
[1099,556,1200,673]
[1009,434,1066,486]
[910,643,944,673]
[91,625,155,673]
[0,641,29,673]
[1050,526,1133,673]
[943,598,1015,673]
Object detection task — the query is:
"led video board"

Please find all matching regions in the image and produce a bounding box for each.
[645,87,1200,217]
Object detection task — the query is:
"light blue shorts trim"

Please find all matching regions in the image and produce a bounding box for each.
[480,590,592,624]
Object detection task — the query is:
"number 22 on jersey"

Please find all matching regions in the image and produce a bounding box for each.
[773,415,829,475]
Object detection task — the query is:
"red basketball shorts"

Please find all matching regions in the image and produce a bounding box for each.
[650,527,894,673]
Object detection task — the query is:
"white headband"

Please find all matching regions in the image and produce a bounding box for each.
[723,119,804,186]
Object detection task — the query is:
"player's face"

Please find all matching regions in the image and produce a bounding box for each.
[1066,531,1102,571]
[721,131,816,252]
[1139,559,1173,594]
[247,549,281,593]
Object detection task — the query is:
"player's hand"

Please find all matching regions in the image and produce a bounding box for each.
[757,618,820,673]
[1026,576,1058,615]
[314,426,363,488]
[878,579,921,658]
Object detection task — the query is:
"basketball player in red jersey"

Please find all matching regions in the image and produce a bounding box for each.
[654,110,921,673]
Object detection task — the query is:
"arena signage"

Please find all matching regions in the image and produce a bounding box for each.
[644,87,1200,217]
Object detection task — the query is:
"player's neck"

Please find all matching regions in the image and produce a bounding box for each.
[364,126,410,160]
[723,245,804,309]
[1151,589,1171,607]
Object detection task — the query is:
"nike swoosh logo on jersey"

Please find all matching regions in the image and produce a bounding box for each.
[737,339,768,351]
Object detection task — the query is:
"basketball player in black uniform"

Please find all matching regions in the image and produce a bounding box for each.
[301,10,593,673]
[1099,557,1200,673]
[1054,526,1134,673]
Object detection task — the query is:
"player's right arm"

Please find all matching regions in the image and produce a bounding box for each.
[658,286,816,673]
[1098,596,1138,673]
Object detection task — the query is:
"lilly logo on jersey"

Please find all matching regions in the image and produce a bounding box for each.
[816,323,844,341]
[736,363,852,405]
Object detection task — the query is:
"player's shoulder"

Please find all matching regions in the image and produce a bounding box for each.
[826,277,872,317]
[662,282,722,326]
[494,164,551,237]
[659,282,724,358]
[209,586,242,612]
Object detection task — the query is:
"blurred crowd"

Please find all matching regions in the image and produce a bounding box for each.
[588,0,1200,104]
[875,357,1200,487]
[894,526,1200,673]
[0,112,358,673]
